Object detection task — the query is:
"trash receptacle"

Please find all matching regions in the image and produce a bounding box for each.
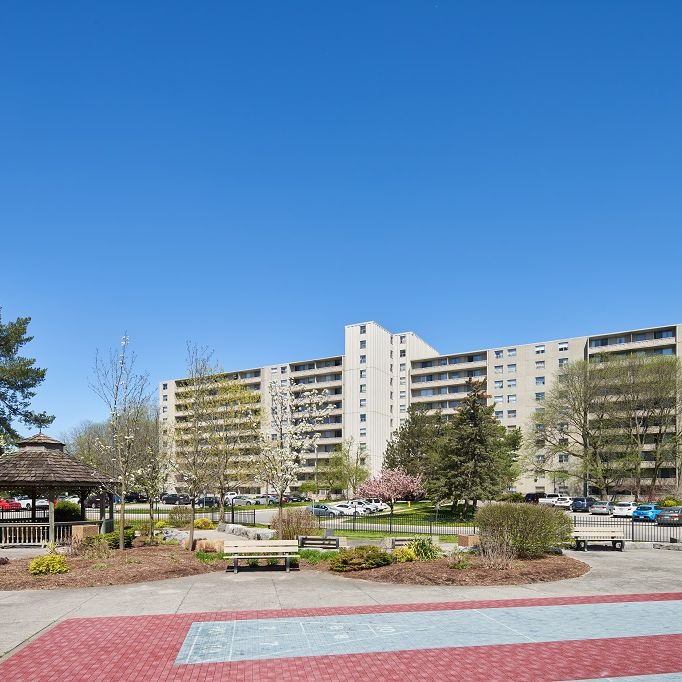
[100,518,114,534]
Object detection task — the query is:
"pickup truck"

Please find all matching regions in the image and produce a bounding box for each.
[538,494,561,506]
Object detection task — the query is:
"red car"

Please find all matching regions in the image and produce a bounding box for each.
[0,498,22,511]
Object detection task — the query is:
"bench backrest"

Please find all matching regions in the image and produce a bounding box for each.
[391,538,416,548]
[224,540,299,554]
[573,529,625,539]
[298,536,339,548]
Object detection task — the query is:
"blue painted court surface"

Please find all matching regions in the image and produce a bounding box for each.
[176,599,682,665]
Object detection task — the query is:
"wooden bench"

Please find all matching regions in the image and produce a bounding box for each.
[389,537,420,550]
[223,540,299,573]
[573,528,626,552]
[298,536,340,550]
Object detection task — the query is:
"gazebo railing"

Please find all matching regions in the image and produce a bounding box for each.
[0,521,98,547]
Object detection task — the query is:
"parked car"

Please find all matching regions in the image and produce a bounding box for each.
[230,495,256,506]
[553,497,573,509]
[612,502,638,518]
[656,506,682,526]
[306,503,342,517]
[160,493,191,506]
[124,491,148,504]
[11,495,50,510]
[0,499,22,511]
[57,495,80,504]
[632,504,664,522]
[254,494,279,505]
[538,494,561,506]
[570,497,597,513]
[287,494,311,503]
[224,492,239,501]
[333,502,369,516]
[590,501,615,515]
[86,493,119,509]
[365,497,390,512]
[196,495,220,508]
[348,499,375,513]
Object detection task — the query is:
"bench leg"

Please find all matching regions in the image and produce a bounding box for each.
[285,556,290,573]
[233,557,238,574]
[613,541,624,551]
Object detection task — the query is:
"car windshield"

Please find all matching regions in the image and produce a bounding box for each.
[616,503,631,507]
[637,506,653,510]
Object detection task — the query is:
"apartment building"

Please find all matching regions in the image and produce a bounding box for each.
[160,321,681,495]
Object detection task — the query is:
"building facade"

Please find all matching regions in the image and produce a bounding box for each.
[160,321,681,495]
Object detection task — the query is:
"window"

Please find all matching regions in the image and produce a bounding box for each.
[558,454,570,464]
[494,365,503,374]
[494,395,503,404]
[359,324,366,334]
[399,390,406,399]
[399,377,406,385]
[494,350,503,359]
[390,350,393,358]
[634,332,647,342]
[494,410,503,419]
[162,406,167,413]
[536,376,545,386]
[535,345,545,355]
[507,348,517,357]
[507,409,517,418]
[360,355,366,364]
[535,392,545,401]
[655,329,674,339]
[536,360,545,370]
[359,399,367,408]
[494,380,503,389]
[359,384,366,393]
[281,366,287,373]
[162,394,167,401]
[400,349,406,358]
[390,391,393,399]
[507,379,516,388]
[359,340,366,349]
[558,357,569,367]
[507,394,517,403]
[360,369,366,379]
[400,335,406,344]
[360,413,366,422]
[400,363,406,372]
[359,427,366,437]
[507,363,516,373]
[162,383,168,390]
[399,404,406,413]
[558,341,568,352]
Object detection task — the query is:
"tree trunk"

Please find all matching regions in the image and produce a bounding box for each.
[119,486,126,550]
[218,481,226,524]
[188,498,196,551]
[148,500,155,543]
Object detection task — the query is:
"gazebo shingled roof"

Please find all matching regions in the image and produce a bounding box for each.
[0,433,113,489]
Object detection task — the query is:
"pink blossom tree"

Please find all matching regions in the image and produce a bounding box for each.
[357,467,424,512]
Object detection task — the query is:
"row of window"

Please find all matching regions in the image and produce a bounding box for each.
[590,329,674,347]
[417,354,485,369]
[494,393,545,404]
[494,342,569,359]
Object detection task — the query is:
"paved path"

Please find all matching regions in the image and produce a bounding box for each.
[1,548,681,680]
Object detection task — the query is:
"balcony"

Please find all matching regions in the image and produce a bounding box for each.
[411,358,487,376]
[588,335,676,355]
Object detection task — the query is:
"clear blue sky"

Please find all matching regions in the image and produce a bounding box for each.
[2,2,681,437]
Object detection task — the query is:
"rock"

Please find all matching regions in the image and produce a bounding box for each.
[458,534,480,548]
[223,524,276,541]
[0,557,9,566]
[195,539,220,553]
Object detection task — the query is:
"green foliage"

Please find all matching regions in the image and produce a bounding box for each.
[82,536,111,561]
[154,520,169,529]
[299,549,338,565]
[496,492,525,503]
[407,537,444,561]
[392,547,417,563]
[0,314,53,441]
[450,554,472,570]
[87,528,134,549]
[195,551,223,564]
[272,507,318,540]
[329,546,393,572]
[168,506,192,528]
[247,558,259,567]
[658,497,681,507]
[29,554,69,575]
[55,501,81,522]
[476,502,573,559]
[193,518,215,530]
[266,557,279,566]
[299,481,318,495]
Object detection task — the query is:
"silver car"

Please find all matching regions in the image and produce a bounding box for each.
[305,503,342,517]
[590,501,615,515]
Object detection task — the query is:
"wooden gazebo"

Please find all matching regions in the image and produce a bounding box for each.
[0,433,114,543]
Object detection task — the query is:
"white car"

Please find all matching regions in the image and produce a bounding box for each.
[11,496,49,510]
[538,494,561,506]
[331,503,369,516]
[613,502,638,517]
[365,497,390,512]
[348,499,375,513]
[58,495,80,504]
[553,497,573,509]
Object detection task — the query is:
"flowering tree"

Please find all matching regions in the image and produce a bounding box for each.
[254,379,332,509]
[358,467,424,512]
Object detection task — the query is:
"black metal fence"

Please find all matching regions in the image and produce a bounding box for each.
[83,505,257,526]
[0,509,49,523]
[316,512,477,537]
[571,514,682,543]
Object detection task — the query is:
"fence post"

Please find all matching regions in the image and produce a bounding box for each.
[352,512,356,531]
[429,515,433,536]
[389,510,393,534]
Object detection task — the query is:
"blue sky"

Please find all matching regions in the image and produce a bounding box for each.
[2,2,681,437]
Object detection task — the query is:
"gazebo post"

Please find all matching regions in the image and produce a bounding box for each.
[80,487,86,522]
[47,489,55,544]
[31,488,37,523]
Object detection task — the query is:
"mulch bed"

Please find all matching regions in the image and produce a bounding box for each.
[303,555,589,586]
[0,545,225,590]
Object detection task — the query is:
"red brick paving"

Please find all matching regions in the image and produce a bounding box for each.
[2,593,682,681]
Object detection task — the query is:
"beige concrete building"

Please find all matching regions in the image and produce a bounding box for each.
[160,321,681,495]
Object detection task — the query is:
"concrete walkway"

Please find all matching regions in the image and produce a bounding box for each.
[1,546,681,661]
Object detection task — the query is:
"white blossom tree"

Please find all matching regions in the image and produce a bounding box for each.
[254,379,332,509]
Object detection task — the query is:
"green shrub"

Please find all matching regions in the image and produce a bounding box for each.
[55,501,81,522]
[299,549,338,565]
[86,528,135,549]
[407,537,444,561]
[195,551,223,564]
[272,507,318,540]
[266,557,280,566]
[496,492,525,503]
[329,546,393,572]
[193,518,216,530]
[247,558,259,567]
[392,547,417,563]
[29,554,69,575]
[168,506,192,528]
[154,520,169,529]
[450,554,471,570]
[658,497,681,507]
[476,502,573,559]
